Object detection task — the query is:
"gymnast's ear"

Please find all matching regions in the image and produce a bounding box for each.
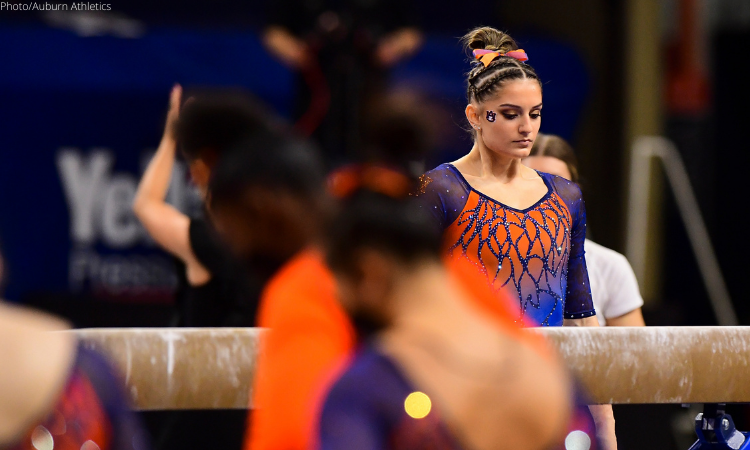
[188,158,212,195]
[465,103,481,130]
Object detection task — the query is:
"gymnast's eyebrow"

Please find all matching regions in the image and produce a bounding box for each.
[498,103,543,109]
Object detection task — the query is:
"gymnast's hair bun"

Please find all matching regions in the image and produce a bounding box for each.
[461,26,518,56]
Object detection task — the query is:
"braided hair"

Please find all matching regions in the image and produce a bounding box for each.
[461,27,541,104]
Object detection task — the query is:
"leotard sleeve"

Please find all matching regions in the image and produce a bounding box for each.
[545,175,596,320]
[416,164,470,230]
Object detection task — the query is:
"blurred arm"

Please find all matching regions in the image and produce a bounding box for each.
[132,86,209,286]
[563,316,599,327]
[606,308,646,327]
[262,26,310,69]
[375,27,423,67]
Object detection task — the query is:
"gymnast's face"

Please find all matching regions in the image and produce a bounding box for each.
[466,78,543,159]
[333,248,398,338]
[210,187,316,274]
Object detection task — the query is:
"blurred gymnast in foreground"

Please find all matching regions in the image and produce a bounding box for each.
[0,302,149,450]
[208,133,356,450]
[316,168,599,450]
[523,134,645,327]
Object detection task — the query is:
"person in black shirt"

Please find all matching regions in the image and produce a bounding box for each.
[133,86,272,327]
[133,87,277,450]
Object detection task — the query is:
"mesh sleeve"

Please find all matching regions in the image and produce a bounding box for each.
[415,164,470,231]
[548,175,596,319]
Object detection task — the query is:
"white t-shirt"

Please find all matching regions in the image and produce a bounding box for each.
[585,239,644,326]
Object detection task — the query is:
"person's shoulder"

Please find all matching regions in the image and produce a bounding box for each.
[423,163,455,176]
[259,249,338,325]
[325,348,398,404]
[265,249,332,292]
[538,172,585,220]
[417,163,464,195]
[538,171,583,197]
[584,239,631,271]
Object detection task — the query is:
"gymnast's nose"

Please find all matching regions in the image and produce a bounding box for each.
[519,115,532,135]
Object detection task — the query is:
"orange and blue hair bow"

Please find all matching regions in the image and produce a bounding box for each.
[472,48,529,67]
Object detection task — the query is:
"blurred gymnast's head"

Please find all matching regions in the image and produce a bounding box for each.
[208,132,328,274]
[462,26,543,160]
[176,91,274,194]
[523,133,579,183]
[326,169,442,336]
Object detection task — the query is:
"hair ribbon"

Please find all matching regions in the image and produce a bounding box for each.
[473,48,529,67]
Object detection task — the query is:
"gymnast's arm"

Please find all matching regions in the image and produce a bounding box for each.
[262,26,311,69]
[132,86,210,286]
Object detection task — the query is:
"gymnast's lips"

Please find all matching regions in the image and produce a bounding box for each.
[513,139,532,146]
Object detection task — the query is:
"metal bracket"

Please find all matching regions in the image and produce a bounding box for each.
[689,404,750,449]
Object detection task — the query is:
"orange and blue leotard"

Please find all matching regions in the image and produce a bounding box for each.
[9,345,150,450]
[417,163,595,326]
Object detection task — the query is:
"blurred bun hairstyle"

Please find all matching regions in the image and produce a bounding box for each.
[326,182,442,276]
[364,91,440,177]
[529,134,579,183]
[461,26,541,104]
[176,90,278,165]
[208,130,326,209]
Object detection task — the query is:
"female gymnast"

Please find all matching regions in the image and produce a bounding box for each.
[317,168,599,450]
[418,27,596,327]
[0,302,149,450]
[417,26,616,447]
[523,134,646,327]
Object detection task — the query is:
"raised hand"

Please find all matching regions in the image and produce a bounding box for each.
[163,84,182,143]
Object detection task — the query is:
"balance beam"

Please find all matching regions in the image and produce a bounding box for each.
[69,326,750,410]
[73,328,261,410]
